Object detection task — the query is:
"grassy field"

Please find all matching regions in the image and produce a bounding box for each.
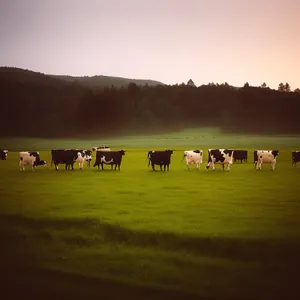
[1,128,300,299]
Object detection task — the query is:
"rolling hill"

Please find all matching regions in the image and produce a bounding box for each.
[0,66,165,90]
[49,74,165,89]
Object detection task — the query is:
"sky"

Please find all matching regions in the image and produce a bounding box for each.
[0,0,299,89]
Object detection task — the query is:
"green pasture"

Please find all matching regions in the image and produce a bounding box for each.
[0,128,300,299]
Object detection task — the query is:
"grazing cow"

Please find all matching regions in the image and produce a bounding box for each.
[19,151,47,171]
[92,146,110,152]
[93,150,125,170]
[182,150,203,170]
[233,150,248,163]
[206,149,234,171]
[0,150,8,160]
[292,151,300,166]
[148,150,173,171]
[254,150,279,171]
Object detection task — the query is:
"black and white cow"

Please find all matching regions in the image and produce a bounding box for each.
[292,151,300,166]
[206,149,234,171]
[93,150,125,170]
[92,146,110,152]
[254,150,279,171]
[19,151,47,171]
[79,149,93,167]
[148,150,173,171]
[233,150,248,163]
[0,150,8,160]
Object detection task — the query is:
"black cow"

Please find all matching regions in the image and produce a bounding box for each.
[206,149,234,171]
[51,149,79,171]
[292,151,300,167]
[147,150,173,171]
[254,150,258,167]
[233,150,248,163]
[0,149,8,160]
[93,150,125,171]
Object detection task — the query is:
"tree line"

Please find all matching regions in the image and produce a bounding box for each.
[0,69,300,138]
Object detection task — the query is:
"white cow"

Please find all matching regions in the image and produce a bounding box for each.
[255,150,279,171]
[183,150,203,170]
[19,151,47,171]
[76,152,86,170]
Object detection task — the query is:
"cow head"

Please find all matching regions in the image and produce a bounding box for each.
[272,150,279,157]
[166,149,173,155]
[120,150,125,156]
[37,160,47,166]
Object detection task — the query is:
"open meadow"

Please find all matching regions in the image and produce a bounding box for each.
[1,128,300,299]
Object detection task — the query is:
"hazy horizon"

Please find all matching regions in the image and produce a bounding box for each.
[1,0,299,89]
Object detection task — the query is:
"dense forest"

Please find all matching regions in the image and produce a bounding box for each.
[0,67,300,138]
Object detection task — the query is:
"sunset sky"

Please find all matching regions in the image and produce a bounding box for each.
[0,0,299,89]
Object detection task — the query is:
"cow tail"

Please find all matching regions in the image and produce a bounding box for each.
[147,154,150,167]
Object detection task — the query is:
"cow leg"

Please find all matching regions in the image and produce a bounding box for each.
[186,162,190,170]
[101,163,104,170]
[227,163,231,172]
[256,160,262,170]
[160,164,163,171]
[222,164,225,171]
[151,163,155,171]
[271,161,276,171]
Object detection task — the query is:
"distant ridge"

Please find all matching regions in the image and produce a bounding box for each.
[0,66,165,89]
[49,74,165,89]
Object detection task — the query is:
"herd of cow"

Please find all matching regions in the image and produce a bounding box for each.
[1,147,300,172]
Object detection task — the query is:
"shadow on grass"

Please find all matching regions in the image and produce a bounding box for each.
[1,263,204,300]
[1,213,300,264]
